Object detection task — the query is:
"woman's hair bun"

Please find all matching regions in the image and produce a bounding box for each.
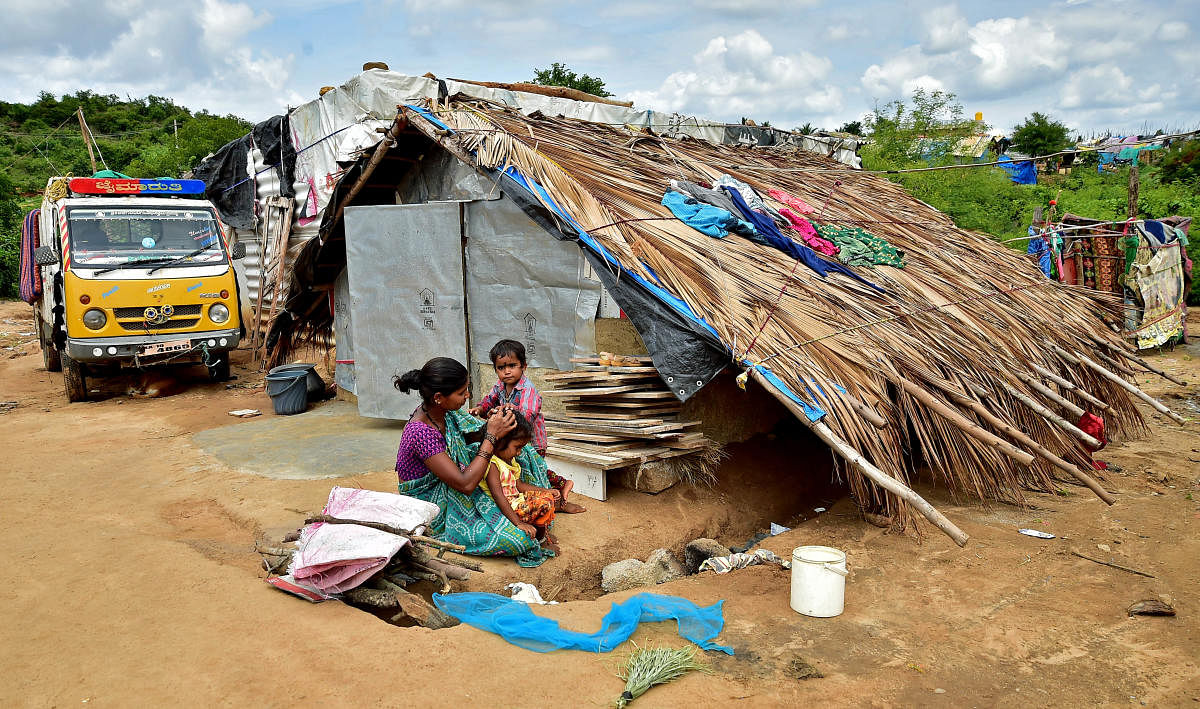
[393,368,423,393]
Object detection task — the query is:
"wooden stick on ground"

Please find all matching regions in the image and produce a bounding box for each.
[1013,372,1086,419]
[749,369,969,547]
[1071,550,1155,578]
[1089,335,1186,386]
[894,375,1036,467]
[1030,364,1109,411]
[919,376,1116,505]
[1065,350,1188,425]
[304,515,467,552]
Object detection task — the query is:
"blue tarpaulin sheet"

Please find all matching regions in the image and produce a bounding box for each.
[998,155,1037,185]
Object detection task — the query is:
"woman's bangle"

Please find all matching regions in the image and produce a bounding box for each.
[484,433,498,445]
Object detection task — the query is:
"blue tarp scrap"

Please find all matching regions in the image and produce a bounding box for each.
[742,360,827,423]
[433,591,735,654]
[998,155,1037,185]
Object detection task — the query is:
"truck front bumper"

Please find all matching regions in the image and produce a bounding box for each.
[66,329,241,363]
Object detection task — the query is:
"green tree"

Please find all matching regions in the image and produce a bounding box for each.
[530,62,612,97]
[0,173,24,298]
[1160,139,1200,184]
[863,88,980,167]
[795,122,817,135]
[837,120,864,136]
[1011,112,1071,158]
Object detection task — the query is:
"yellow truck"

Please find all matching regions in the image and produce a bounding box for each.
[28,177,245,401]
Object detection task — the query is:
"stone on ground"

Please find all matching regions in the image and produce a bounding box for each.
[684,538,731,574]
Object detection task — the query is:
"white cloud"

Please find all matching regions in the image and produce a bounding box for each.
[921,4,969,53]
[626,29,843,122]
[967,17,1068,93]
[1158,21,1189,41]
[1061,64,1160,109]
[0,0,293,118]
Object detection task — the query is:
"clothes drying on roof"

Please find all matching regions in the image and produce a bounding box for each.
[670,178,743,217]
[723,186,885,291]
[779,207,839,257]
[767,188,816,215]
[661,190,755,238]
[816,224,907,268]
[713,175,787,227]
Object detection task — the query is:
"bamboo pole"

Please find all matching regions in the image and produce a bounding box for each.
[1069,351,1188,425]
[1013,371,1086,419]
[1097,350,1140,378]
[840,393,888,428]
[1007,386,1104,449]
[749,369,969,547]
[1030,364,1109,411]
[919,376,1116,505]
[324,112,407,243]
[894,375,1036,467]
[1089,335,1186,386]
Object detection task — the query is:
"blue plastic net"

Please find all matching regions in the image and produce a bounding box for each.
[432,591,734,654]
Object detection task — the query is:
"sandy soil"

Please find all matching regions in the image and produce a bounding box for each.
[1,299,1198,707]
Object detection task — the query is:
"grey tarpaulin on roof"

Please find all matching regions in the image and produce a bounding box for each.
[493,170,726,401]
[464,195,600,371]
[193,133,254,229]
[252,115,297,198]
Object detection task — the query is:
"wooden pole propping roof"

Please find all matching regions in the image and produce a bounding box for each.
[1088,334,1186,386]
[749,369,969,547]
[1013,371,1086,420]
[893,374,1036,468]
[1062,348,1189,425]
[1030,364,1110,411]
[917,372,1116,505]
[324,111,409,244]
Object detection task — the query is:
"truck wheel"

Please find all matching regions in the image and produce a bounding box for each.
[63,354,88,402]
[41,330,62,372]
[207,357,231,382]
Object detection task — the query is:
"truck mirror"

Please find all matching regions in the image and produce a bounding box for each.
[231,242,246,260]
[34,245,59,266]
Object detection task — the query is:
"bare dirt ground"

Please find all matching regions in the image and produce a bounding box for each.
[1,298,1198,708]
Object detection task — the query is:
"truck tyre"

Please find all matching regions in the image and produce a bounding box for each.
[41,323,62,373]
[63,354,88,402]
[207,357,231,382]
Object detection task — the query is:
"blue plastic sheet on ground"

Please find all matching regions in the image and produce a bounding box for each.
[432,591,735,654]
[998,155,1037,185]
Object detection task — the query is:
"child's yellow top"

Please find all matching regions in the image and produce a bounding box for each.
[482,455,522,504]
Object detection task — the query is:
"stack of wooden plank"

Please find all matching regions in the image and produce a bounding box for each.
[542,356,711,470]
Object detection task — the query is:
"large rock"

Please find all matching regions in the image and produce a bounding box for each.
[602,559,648,593]
[616,460,678,494]
[684,538,731,574]
[601,549,687,592]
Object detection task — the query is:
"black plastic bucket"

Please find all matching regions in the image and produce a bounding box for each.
[268,363,325,400]
[265,370,309,415]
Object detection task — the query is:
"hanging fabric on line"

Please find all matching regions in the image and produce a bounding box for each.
[432,591,734,654]
[816,224,906,268]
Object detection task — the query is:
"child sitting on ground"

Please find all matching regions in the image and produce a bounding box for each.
[469,339,586,513]
[482,411,561,552]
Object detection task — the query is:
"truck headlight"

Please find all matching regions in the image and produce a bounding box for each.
[209,303,230,324]
[83,308,107,330]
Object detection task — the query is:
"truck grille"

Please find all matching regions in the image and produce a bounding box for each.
[118,318,200,332]
[114,304,203,319]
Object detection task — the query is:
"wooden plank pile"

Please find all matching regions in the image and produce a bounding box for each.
[542,355,712,470]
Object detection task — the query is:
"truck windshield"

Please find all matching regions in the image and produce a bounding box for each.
[67,207,227,268]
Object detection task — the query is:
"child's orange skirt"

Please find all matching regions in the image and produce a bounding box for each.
[514,490,556,529]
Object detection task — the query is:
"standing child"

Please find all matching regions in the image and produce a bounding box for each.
[482,411,561,552]
[470,339,587,513]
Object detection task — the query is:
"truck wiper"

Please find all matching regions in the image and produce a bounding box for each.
[93,258,177,276]
[147,246,218,275]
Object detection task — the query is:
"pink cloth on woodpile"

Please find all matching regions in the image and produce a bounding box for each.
[290,487,440,593]
[779,207,840,257]
[768,188,816,215]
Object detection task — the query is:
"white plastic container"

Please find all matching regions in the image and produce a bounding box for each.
[790,546,848,617]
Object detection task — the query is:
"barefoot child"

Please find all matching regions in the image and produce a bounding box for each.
[469,339,587,513]
[482,411,560,551]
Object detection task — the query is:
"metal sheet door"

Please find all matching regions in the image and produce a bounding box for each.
[344,202,467,420]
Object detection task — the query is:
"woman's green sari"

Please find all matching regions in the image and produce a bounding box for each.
[397,409,555,567]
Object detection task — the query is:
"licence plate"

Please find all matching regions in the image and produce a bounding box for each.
[139,339,191,356]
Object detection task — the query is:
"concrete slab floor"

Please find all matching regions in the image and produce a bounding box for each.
[193,400,403,480]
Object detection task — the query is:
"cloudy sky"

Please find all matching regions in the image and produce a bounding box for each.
[3,0,1197,136]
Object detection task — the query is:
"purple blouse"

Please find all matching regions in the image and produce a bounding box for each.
[396,420,447,481]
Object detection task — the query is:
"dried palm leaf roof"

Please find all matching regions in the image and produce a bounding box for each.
[393,97,1168,536]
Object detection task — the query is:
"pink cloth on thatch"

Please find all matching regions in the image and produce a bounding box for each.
[768,189,816,215]
[779,208,839,257]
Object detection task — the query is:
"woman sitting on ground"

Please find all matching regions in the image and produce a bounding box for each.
[393,357,556,567]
